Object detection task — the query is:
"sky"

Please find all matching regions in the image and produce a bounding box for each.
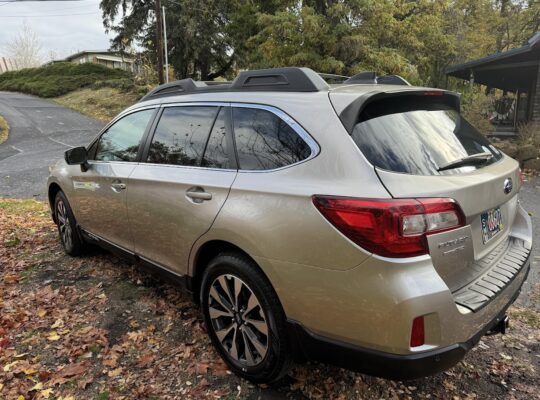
[0,0,114,61]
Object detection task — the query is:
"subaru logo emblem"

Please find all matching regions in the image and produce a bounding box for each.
[503,178,513,194]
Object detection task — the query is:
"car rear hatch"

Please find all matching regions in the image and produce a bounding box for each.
[330,87,531,311]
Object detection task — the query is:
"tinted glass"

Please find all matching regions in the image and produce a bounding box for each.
[148,106,218,166]
[233,107,311,170]
[351,99,502,175]
[95,109,154,162]
[202,108,229,168]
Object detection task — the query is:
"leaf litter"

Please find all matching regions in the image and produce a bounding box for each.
[1,198,539,399]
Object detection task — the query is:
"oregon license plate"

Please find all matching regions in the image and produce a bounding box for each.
[481,207,503,244]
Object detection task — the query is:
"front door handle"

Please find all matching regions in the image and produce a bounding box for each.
[111,181,126,192]
[186,188,212,203]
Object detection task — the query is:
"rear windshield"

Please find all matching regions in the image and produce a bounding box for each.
[351,96,502,175]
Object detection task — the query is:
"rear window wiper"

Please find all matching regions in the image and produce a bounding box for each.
[437,152,494,172]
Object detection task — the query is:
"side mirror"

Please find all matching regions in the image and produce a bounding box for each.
[64,146,89,171]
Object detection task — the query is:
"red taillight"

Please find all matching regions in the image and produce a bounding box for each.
[410,316,425,347]
[312,196,465,258]
[423,90,444,96]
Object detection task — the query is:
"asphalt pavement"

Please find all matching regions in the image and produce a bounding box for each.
[0,91,104,198]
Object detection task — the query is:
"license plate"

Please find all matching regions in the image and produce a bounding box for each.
[481,207,503,244]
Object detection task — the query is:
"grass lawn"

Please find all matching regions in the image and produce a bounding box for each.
[54,88,141,123]
[1,199,539,399]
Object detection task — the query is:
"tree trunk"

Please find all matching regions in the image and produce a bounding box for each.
[496,0,510,52]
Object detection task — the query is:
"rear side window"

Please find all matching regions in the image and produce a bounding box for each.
[232,107,311,170]
[148,106,218,166]
[351,97,502,175]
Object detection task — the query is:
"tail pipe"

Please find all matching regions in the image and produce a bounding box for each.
[486,315,509,336]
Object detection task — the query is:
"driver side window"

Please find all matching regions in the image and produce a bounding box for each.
[94,109,155,162]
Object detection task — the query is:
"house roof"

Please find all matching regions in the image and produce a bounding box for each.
[446,32,540,91]
[95,55,134,63]
[64,50,134,62]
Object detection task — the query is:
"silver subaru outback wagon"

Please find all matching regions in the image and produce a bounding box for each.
[47,67,532,383]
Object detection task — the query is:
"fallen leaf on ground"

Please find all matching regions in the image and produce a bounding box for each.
[56,362,88,378]
[3,274,19,284]
[50,319,64,329]
[40,388,54,398]
[108,367,123,377]
[137,353,154,367]
[195,362,209,374]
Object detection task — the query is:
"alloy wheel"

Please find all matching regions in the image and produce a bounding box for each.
[207,274,269,367]
[56,199,73,250]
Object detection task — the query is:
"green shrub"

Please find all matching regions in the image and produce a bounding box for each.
[0,62,132,97]
[460,88,493,135]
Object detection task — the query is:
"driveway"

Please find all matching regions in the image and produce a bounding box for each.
[0,91,104,198]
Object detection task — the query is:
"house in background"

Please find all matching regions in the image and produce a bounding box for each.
[0,57,21,73]
[59,50,138,73]
[446,32,540,136]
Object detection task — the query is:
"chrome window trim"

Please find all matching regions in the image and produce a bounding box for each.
[150,101,320,173]
[161,101,230,108]
[131,161,237,173]
[87,160,141,166]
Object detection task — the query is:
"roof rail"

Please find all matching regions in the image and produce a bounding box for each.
[203,80,233,86]
[139,68,412,102]
[318,73,349,83]
[230,67,329,92]
[343,72,410,86]
[344,71,377,84]
[376,75,411,86]
[139,79,225,102]
[139,67,329,102]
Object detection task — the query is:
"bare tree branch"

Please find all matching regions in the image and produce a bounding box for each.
[5,22,43,69]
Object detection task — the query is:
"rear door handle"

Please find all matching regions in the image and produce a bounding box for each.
[186,188,212,203]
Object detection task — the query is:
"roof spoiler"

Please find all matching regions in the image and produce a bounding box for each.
[338,90,460,133]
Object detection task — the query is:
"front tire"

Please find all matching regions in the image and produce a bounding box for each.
[54,191,86,256]
[200,252,291,383]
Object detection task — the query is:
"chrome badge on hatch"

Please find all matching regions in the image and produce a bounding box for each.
[503,178,513,194]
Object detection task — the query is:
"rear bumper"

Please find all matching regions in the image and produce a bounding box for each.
[287,261,530,380]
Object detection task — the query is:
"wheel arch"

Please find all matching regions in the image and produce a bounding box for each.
[190,240,275,306]
[48,182,63,223]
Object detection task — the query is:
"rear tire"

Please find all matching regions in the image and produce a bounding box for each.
[200,252,291,383]
[54,191,86,256]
